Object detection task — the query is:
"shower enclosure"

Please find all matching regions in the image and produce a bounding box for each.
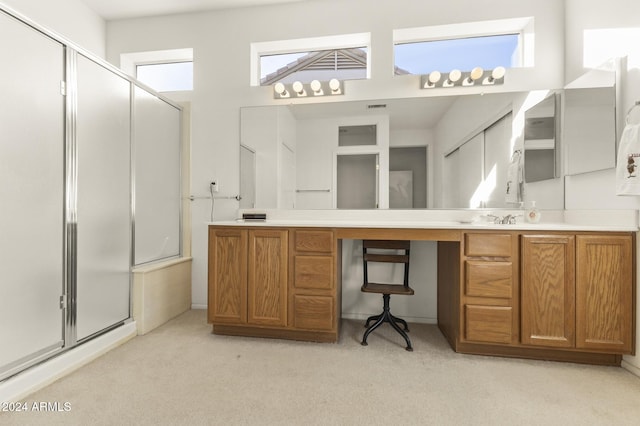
[0,8,182,381]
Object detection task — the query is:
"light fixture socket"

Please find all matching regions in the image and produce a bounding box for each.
[420,67,505,89]
[274,80,343,99]
[274,82,289,98]
[421,71,442,88]
[329,78,342,95]
[484,66,506,84]
[443,69,462,87]
[310,80,323,95]
[463,67,484,85]
[292,81,306,96]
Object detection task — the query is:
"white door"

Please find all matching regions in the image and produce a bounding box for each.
[458,133,485,208]
[240,145,256,209]
[336,154,379,209]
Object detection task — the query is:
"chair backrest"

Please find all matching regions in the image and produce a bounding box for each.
[362,240,410,287]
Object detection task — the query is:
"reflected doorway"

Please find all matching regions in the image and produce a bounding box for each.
[389,146,427,208]
[336,153,379,208]
[240,144,256,209]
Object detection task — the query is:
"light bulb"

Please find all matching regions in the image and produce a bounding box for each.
[292,81,305,95]
[310,80,322,94]
[428,71,442,84]
[274,82,287,95]
[469,67,484,81]
[444,69,462,86]
[491,66,506,80]
[423,71,442,88]
[329,78,341,93]
[448,69,462,83]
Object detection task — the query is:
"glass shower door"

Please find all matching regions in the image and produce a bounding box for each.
[75,54,131,341]
[0,11,65,379]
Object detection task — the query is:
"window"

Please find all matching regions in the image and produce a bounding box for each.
[260,48,367,85]
[120,48,193,92]
[136,61,193,92]
[394,34,519,75]
[338,125,376,147]
[251,33,371,86]
[393,18,533,76]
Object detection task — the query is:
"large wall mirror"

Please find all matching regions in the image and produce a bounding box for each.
[240,92,564,210]
[240,69,619,211]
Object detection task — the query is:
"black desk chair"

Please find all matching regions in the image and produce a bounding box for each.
[360,240,414,351]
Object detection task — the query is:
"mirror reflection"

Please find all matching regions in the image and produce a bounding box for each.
[524,93,558,183]
[240,91,569,210]
[564,65,618,175]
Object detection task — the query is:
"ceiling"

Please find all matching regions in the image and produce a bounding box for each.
[80,0,309,20]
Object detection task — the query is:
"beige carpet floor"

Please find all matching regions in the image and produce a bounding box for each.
[2,309,640,426]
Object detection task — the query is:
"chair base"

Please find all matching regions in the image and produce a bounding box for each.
[361,294,413,351]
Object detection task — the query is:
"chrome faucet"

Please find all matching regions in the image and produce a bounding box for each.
[486,214,521,225]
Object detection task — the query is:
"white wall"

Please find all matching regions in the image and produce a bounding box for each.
[563,0,640,211]
[104,0,564,310]
[564,0,640,373]
[0,0,106,58]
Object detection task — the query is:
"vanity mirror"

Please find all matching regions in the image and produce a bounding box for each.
[240,91,570,211]
[564,60,620,175]
[523,92,559,183]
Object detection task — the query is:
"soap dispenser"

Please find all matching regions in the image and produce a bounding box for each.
[526,201,541,223]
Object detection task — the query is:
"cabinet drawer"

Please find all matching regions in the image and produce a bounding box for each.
[465,261,513,298]
[293,295,334,331]
[294,256,333,290]
[464,305,513,344]
[295,230,333,253]
[465,233,512,257]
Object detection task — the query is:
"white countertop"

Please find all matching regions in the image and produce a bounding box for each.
[207,209,640,232]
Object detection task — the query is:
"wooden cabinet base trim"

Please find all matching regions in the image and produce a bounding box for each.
[212,324,338,343]
[454,341,623,366]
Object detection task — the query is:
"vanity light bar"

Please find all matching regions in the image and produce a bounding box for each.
[274,79,344,99]
[420,66,505,89]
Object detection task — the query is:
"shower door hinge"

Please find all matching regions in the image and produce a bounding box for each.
[59,295,67,310]
[60,81,66,96]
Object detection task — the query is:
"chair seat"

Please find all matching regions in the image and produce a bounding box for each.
[361,283,414,295]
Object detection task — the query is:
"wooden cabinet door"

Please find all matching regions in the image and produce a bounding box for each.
[576,235,633,353]
[248,230,288,327]
[208,228,248,324]
[521,235,575,348]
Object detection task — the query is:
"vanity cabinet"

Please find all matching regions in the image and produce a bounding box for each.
[576,235,633,352]
[208,227,288,327]
[289,229,340,336]
[461,233,519,345]
[521,233,634,354]
[521,235,575,347]
[454,230,634,363]
[208,226,340,342]
[208,224,634,364]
